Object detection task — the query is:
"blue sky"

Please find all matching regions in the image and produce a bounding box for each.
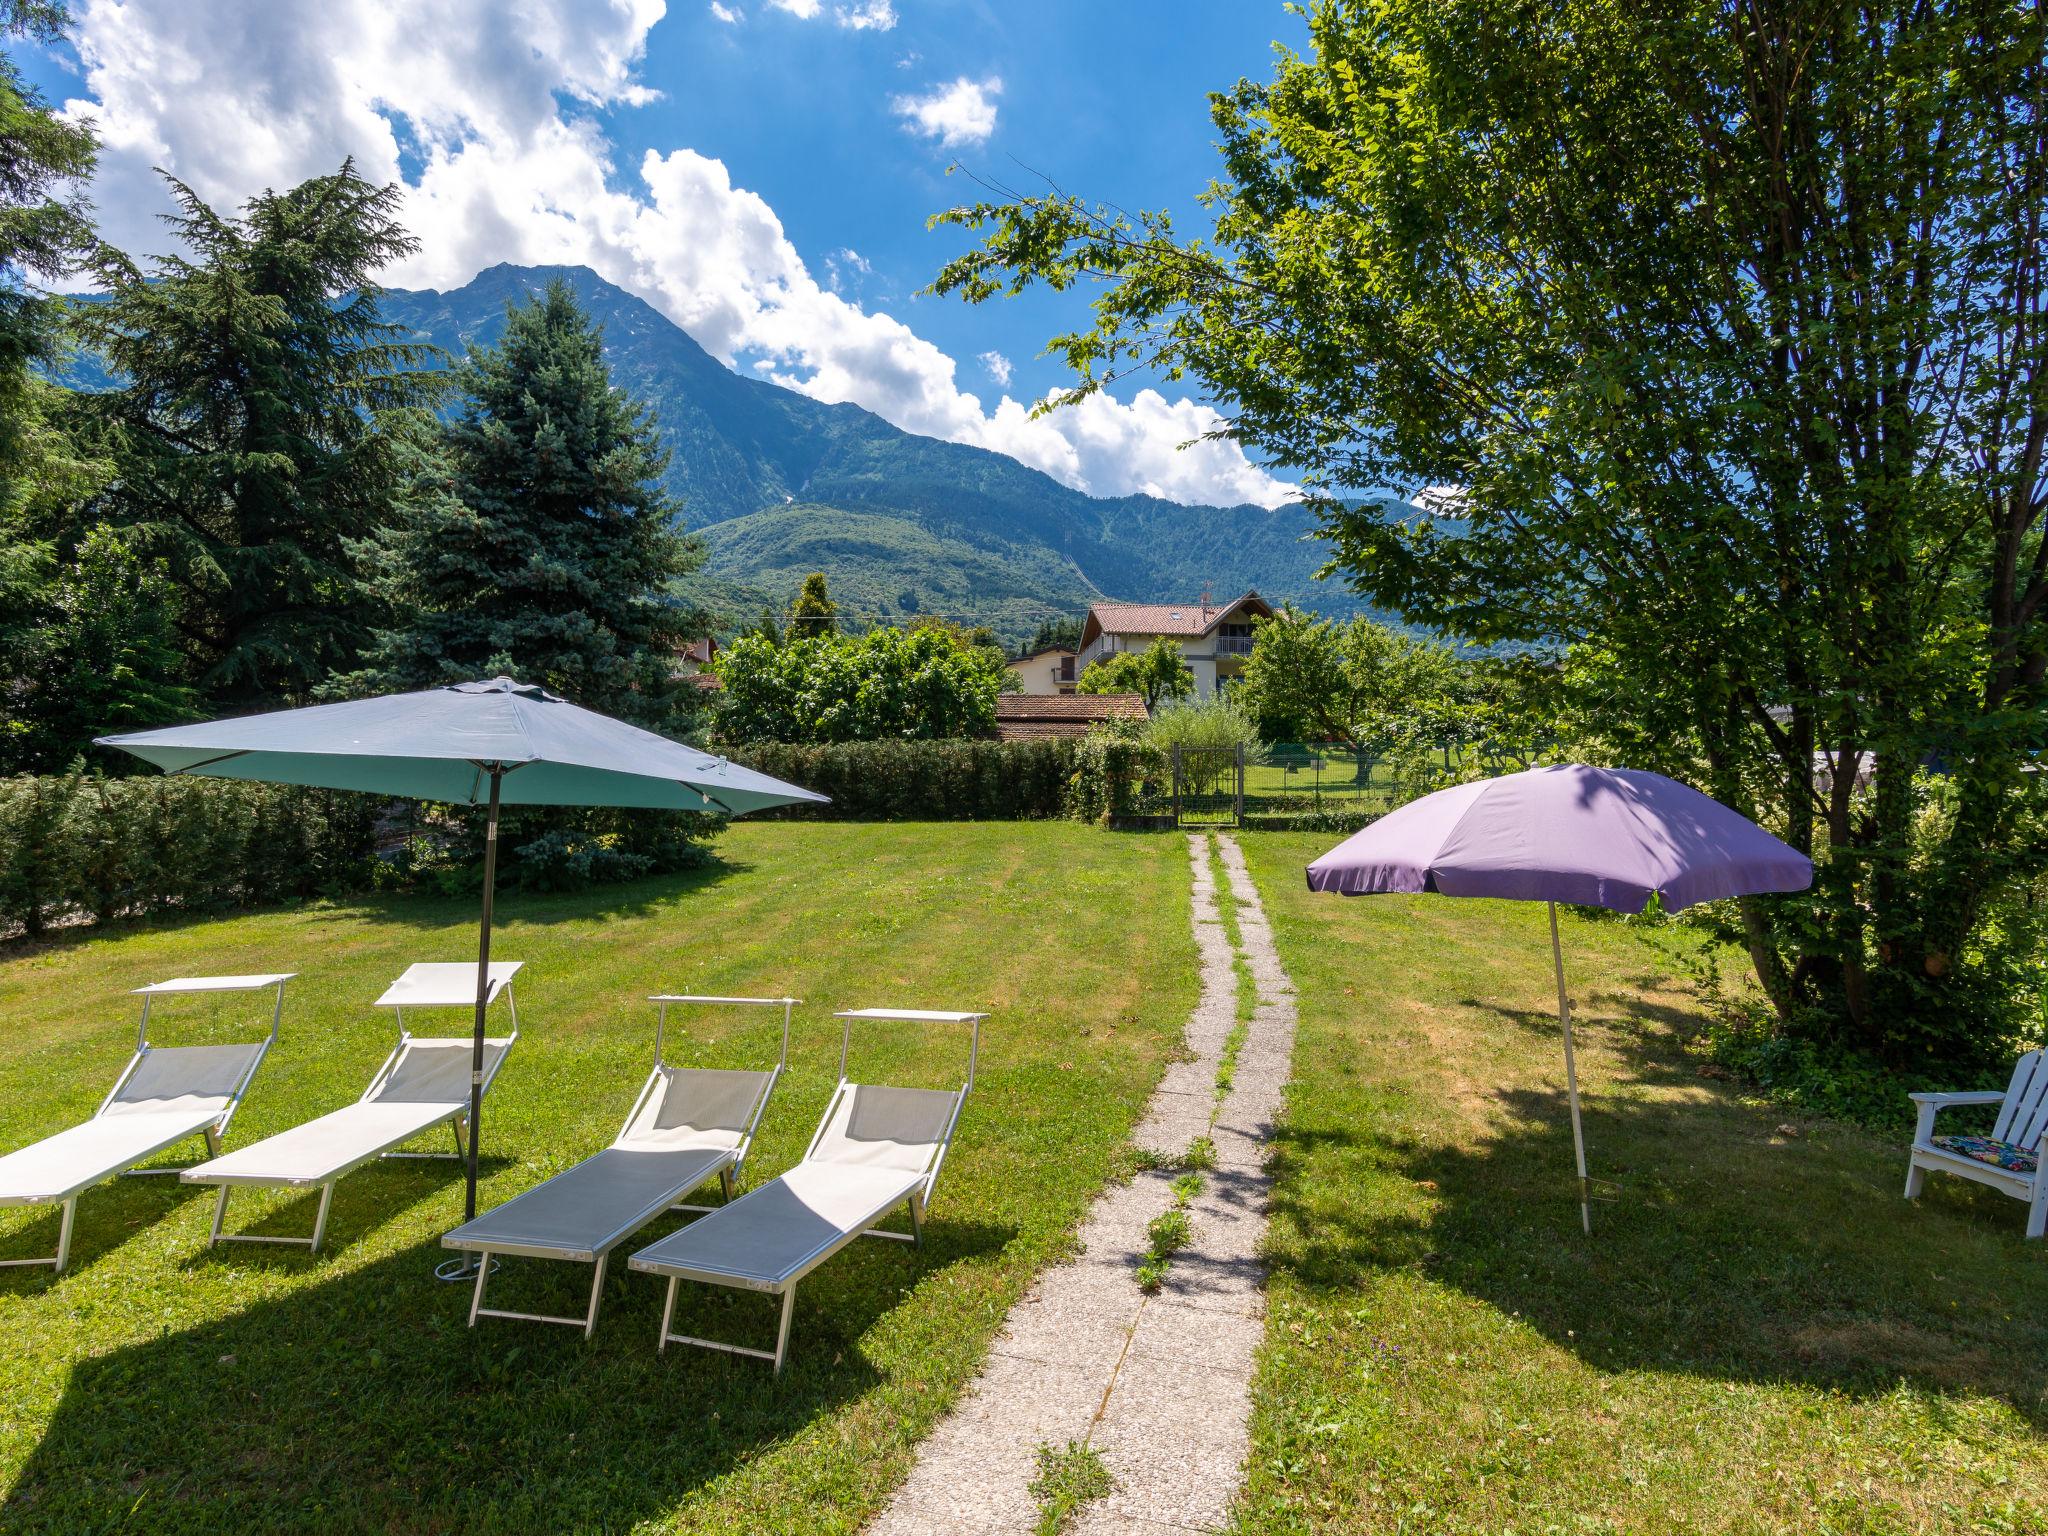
[19,1,1310,508]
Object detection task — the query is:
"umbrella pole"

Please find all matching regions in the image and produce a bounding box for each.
[437,767,502,1283]
[465,768,502,1224]
[1550,901,1592,1235]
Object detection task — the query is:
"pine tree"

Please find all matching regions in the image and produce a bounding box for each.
[356,279,705,728]
[80,161,441,709]
[0,0,97,516]
[789,572,837,639]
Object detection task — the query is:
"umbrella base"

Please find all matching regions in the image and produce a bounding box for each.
[434,1253,499,1284]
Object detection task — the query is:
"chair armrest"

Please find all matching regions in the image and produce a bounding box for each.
[1908,1090,2006,1149]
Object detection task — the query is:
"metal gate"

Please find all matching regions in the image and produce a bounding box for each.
[1171,744,1244,828]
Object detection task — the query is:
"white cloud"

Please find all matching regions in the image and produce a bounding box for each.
[835,0,895,28]
[709,2,741,22]
[824,246,872,295]
[56,1,1298,511]
[978,349,1012,387]
[891,75,1000,148]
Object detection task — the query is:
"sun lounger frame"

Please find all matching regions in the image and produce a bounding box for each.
[631,1006,985,1373]
[192,965,519,1254]
[450,994,795,1336]
[0,974,292,1274]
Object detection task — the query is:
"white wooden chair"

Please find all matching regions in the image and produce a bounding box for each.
[1904,1049,2047,1238]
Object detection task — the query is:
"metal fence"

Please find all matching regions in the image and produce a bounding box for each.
[1242,744,1417,820]
[1170,745,1244,827]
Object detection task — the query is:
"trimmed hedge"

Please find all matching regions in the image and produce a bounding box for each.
[0,738,1171,940]
[0,773,379,938]
[723,737,1171,823]
[724,738,1076,820]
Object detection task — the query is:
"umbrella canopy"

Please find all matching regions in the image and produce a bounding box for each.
[1305,764,1811,911]
[99,678,824,1276]
[1305,764,1810,1232]
[98,677,822,815]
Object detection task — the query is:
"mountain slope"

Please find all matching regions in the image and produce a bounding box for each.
[381,264,1354,641]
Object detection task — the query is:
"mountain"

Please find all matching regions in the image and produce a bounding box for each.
[382,263,1358,644]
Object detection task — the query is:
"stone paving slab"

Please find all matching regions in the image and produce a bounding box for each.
[869,833,1296,1536]
[1075,1351,1255,1534]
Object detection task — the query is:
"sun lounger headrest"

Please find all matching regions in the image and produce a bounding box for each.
[810,1083,959,1173]
[623,1067,775,1152]
[103,1043,268,1117]
[372,1038,512,1105]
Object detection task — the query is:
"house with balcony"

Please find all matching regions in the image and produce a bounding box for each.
[1007,646,1078,696]
[1073,592,1274,700]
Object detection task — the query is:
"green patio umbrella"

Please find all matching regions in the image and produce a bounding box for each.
[99,678,825,1272]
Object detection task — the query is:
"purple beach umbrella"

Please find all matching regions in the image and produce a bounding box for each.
[1306,764,1811,1231]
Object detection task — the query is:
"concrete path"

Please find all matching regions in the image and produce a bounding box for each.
[869,833,1297,1536]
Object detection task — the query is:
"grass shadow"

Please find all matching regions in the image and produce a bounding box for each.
[0,1169,220,1284]
[0,853,753,962]
[1264,1078,2048,1428]
[2,1209,1014,1533]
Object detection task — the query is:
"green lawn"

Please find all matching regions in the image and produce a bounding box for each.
[1233,833,2048,1536]
[0,821,1196,1534]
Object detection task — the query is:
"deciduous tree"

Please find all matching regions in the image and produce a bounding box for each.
[932,0,2048,1071]
[1076,636,1195,709]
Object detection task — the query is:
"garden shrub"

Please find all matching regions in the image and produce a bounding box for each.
[0,773,380,938]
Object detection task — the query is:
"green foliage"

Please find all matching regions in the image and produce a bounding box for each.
[1030,1441,1113,1536]
[932,0,2048,1076]
[1076,636,1194,709]
[80,162,441,709]
[350,279,703,731]
[1065,733,1167,823]
[0,524,195,772]
[1138,1204,1194,1292]
[788,571,837,638]
[1144,696,1259,757]
[714,625,1002,743]
[1023,615,1083,656]
[1237,604,1464,762]
[724,737,1076,820]
[1217,1019,1250,1097]
[0,1,97,521]
[0,772,379,936]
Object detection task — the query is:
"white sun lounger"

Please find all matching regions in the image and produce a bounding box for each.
[443,995,794,1337]
[629,1006,985,1373]
[0,974,291,1274]
[183,962,520,1254]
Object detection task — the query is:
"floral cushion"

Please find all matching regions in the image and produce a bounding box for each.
[1931,1134,2038,1175]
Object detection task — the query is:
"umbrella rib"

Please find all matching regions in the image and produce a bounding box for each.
[167,750,252,775]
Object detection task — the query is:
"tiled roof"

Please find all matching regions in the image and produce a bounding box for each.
[995,693,1148,720]
[993,692,1149,741]
[1083,592,1272,639]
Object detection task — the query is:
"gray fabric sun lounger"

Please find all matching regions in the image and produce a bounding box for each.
[443,995,793,1337]
[182,962,520,1254]
[629,1006,985,1373]
[0,974,291,1274]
